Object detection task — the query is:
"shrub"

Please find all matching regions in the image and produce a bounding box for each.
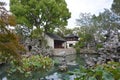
[8,55,53,78]
[69,62,120,80]
[74,41,85,53]
[96,43,103,49]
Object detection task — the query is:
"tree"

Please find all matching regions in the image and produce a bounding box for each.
[76,13,93,27]
[10,0,71,34]
[93,9,120,42]
[111,0,120,29]
[111,0,120,16]
[55,27,73,37]
[76,13,98,36]
[97,9,119,30]
[0,2,24,63]
[76,13,97,48]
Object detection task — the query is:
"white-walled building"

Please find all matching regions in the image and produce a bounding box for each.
[45,33,66,49]
[65,34,79,48]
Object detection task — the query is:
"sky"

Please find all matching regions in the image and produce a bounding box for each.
[65,0,113,28]
[2,0,113,28]
[1,0,9,9]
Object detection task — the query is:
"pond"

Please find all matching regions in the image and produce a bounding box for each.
[0,54,97,80]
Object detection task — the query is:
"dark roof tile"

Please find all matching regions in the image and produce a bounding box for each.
[46,33,66,41]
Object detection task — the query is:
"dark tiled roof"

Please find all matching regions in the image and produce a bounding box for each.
[46,33,66,41]
[65,34,78,38]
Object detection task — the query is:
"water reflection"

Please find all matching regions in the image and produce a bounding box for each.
[43,72,75,80]
[0,54,96,80]
[53,54,78,66]
[2,77,7,80]
[41,54,85,80]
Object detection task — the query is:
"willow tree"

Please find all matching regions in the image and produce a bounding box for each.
[0,2,24,63]
[10,0,71,36]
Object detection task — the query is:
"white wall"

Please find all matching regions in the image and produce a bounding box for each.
[45,35,54,48]
[66,41,78,48]
[62,42,67,48]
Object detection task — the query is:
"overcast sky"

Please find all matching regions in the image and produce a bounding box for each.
[65,0,113,28]
[3,0,113,28]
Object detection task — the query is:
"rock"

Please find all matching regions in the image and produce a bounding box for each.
[89,30,120,66]
[58,65,68,72]
[80,49,97,54]
[0,62,5,66]
[85,57,95,67]
[67,61,77,66]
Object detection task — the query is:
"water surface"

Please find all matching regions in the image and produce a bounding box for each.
[0,54,97,80]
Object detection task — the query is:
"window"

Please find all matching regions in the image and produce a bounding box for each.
[69,44,73,47]
[28,45,32,51]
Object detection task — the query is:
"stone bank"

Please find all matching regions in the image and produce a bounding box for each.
[53,48,76,56]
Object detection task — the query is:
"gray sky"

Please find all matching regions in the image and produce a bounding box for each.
[65,0,113,28]
[3,0,113,28]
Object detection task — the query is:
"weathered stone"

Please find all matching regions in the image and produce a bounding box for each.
[58,65,68,72]
[67,61,78,66]
[80,48,97,54]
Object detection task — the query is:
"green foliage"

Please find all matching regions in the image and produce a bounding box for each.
[55,27,73,37]
[76,13,97,36]
[79,27,94,43]
[31,28,43,38]
[96,43,103,49]
[74,30,93,52]
[93,9,120,31]
[0,2,24,63]
[69,62,120,80]
[111,0,120,16]
[8,55,53,78]
[0,33,25,62]
[74,41,85,53]
[76,13,93,27]
[83,33,93,43]
[74,30,94,52]
[10,0,71,33]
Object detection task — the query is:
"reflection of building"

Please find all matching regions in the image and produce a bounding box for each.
[65,34,79,48]
[45,33,66,48]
